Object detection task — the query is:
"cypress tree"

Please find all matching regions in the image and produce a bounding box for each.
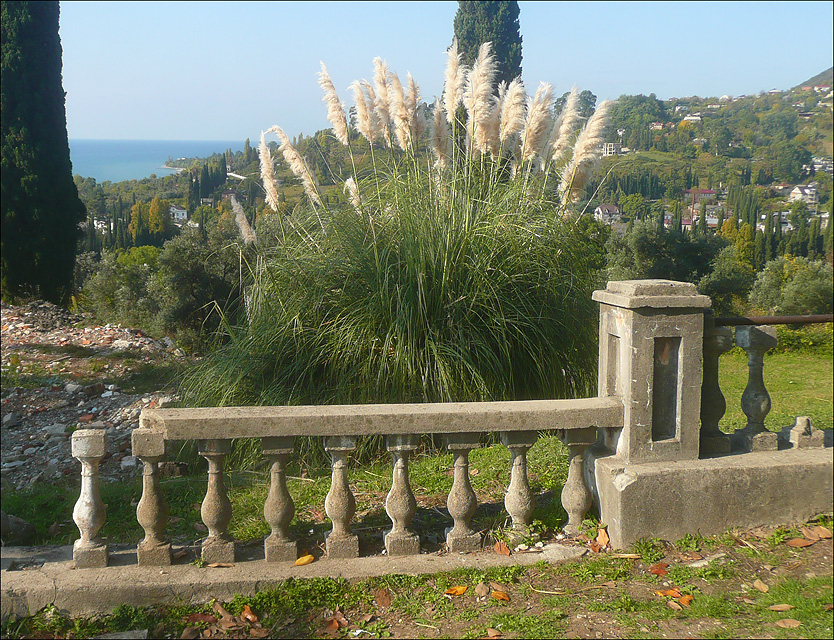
[1,1,86,304]
[453,1,522,88]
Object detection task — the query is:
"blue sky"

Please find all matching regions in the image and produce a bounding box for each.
[59,1,834,142]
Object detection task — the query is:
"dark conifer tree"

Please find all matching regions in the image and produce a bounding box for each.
[453,1,522,88]
[1,1,86,304]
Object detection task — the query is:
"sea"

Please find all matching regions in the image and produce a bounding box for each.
[68,139,244,183]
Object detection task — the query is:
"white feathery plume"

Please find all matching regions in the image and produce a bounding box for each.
[267,125,322,208]
[318,62,349,146]
[388,71,411,150]
[231,194,256,244]
[372,57,392,147]
[259,131,281,212]
[559,99,613,203]
[343,176,361,212]
[350,80,374,144]
[443,38,467,126]
[359,80,382,142]
[414,102,428,143]
[405,72,421,143]
[520,82,554,164]
[462,41,497,153]
[430,97,451,169]
[550,87,582,164]
[498,77,527,145]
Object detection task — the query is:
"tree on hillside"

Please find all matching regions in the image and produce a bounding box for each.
[1,1,86,304]
[453,1,522,88]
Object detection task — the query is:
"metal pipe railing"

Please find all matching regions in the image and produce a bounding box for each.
[714,314,833,326]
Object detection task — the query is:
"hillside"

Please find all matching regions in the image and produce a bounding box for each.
[797,67,833,88]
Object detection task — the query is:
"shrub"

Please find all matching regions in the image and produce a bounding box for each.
[749,256,833,316]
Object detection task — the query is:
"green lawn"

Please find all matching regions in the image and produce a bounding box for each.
[718,349,833,432]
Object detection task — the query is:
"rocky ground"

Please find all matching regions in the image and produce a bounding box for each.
[1,300,183,494]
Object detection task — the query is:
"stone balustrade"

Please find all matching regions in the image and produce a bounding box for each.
[68,280,831,564]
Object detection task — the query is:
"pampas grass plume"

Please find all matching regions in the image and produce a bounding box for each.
[259,131,281,212]
[550,86,582,164]
[431,97,450,169]
[520,82,554,164]
[318,62,349,146]
[372,57,392,147]
[443,38,466,126]
[463,41,498,154]
[559,99,613,202]
[499,77,526,145]
[268,125,322,208]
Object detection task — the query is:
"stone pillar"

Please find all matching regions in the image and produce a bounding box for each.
[733,325,778,452]
[559,427,596,536]
[779,416,826,449]
[198,439,234,564]
[324,436,359,559]
[384,435,420,556]
[132,429,171,566]
[71,429,108,568]
[592,280,712,464]
[700,312,733,457]
[444,433,481,553]
[262,436,296,562]
[500,431,537,542]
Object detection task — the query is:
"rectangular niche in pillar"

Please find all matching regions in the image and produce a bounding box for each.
[606,334,620,396]
[652,337,680,441]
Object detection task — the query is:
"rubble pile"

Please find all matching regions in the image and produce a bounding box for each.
[1,301,184,491]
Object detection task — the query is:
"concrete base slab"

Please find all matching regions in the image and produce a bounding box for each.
[325,533,358,559]
[137,542,171,567]
[201,538,234,564]
[592,448,834,549]
[384,532,420,556]
[264,538,297,563]
[72,541,108,569]
[1,542,586,621]
[445,528,482,553]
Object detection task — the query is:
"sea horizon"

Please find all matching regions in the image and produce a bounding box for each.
[69,138,245,183]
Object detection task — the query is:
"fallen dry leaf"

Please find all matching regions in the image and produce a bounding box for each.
[667,600,683,611]
[768,604,795,612]
[206,562,233,568]
[800,526,821,541]
[589,541,601,553]
[487,628,503,637]
[489,582,510,593]
[184,613,217,625]
[494,541,511,556]
[812,525,832,539]
[218,619,243,631]
[824,604,833,611]
[753,579,769,593]
[180,627,200,640]
[475,582,490,597]
[325,618,340,632]
[774,619,802,629]
[445,585,468,596]
[491,590,510,602]
[655,588,682,598]
[610,553,641,559]
[786,537,815,548]
[332,610,349,627]
[241,604,258,623]
[596,525,610,548]
[649,562,669,576]
[249,629,270,638]
[212,602,232,619]
[359,613,377,623]
[599,581,617,588]
[374,588,392,608]
[173,548,189,559]
[678,594,694,607]
[470,468,479,476]
[741,597,756,605]
[295,553,315,566]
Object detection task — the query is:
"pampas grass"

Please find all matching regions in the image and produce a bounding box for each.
[318,62,349,146]
[463,42,498,155]
[267,125,322,210]
[259,132,281,213]
[520,82,554,165]
[443,38,466,127]
[372,57,393,148]
[431,97,451,169]
[559,99,613,202]
[498,78,527,146]
[549,87,581,165]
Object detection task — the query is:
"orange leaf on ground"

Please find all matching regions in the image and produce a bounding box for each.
[491,590,510,602]
[445,585,468,596]
[241,604,258,623]
[752,579,769,593]
[678,594,694,607]
[207,562,233,568]
[599,581,617,588]
[811,525,832,539]
[654,588,682,598]
[326,618,340,631]
[800,527,821,541]
[775,619,802,629]
[667,600,683,611]
[295,554,315,566]
[487,628,503,637]
[494,541,511,556]
[768,604,795,612]
[786,537,815,548]
[649,562,669,576]
[596,526,610,548]
[824,604,833,611]
[589,541,601,553]
[249,629,270,638]
[374,588,392,608]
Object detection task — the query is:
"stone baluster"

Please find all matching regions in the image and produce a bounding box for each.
[500,432,537,543]
[445,434,481,552]
[559,427,596,536]
[132,429,171,565]
[384,435,420,556]
[699,312,733,457]
[262,436,297,562]
[199,439,234,563]
[72,429,108,568]
[732,325,778,452]
[324,436,359,558]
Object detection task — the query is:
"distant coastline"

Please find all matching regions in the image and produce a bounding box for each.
[69,139,243,183]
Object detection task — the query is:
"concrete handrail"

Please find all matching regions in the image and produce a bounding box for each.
[138,396,624,440]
